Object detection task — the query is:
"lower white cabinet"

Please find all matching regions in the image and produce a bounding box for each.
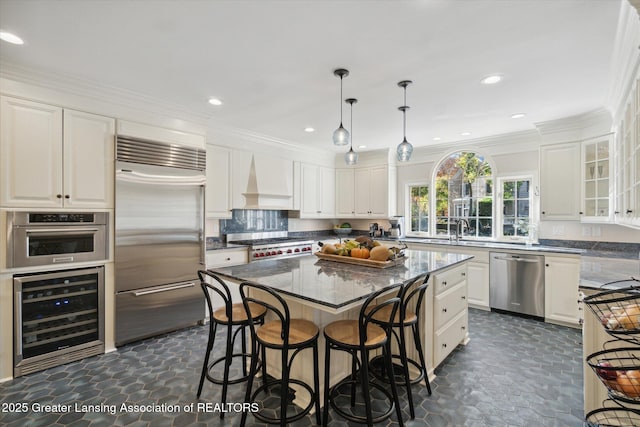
[544,254,581,325]
[206,247,248,269]
[431,263,469,368]
[204,247,249,313]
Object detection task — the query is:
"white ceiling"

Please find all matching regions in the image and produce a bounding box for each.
[0,0,623,154]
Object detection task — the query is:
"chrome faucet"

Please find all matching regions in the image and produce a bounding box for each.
[450,218,470,243]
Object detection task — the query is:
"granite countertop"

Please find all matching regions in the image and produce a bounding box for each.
[209,249,473,313]
[580,256,640,290]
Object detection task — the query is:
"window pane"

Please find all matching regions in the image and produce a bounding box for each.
[504,200,514,216]
[517,181,529,198]
[409,184,429,233]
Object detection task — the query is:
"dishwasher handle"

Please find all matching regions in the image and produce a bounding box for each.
[492,255,541,263]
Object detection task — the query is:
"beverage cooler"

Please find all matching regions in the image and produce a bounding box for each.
[13,266,105,377]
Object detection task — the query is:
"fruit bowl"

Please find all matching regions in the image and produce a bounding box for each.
[333,227,352,236]
[586,347,640,403]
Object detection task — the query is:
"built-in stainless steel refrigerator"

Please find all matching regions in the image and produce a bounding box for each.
[115,136,205,346]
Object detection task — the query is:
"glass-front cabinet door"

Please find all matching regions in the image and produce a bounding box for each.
[582,135,612,222]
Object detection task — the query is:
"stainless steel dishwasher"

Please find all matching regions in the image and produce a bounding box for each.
[489,252,545,318]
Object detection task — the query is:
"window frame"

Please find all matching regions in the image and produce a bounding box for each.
[431,150,495,240]
[496,173,539,242]
[404,181,431,237]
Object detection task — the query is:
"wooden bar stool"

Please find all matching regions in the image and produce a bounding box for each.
[239,282,322,426]
[322,283,404,426]
[369,274,432,419]
[196,270,267,418]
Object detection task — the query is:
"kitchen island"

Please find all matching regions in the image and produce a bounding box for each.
[210,249,473,407]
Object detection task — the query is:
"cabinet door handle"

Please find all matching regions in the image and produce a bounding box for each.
[461,272,466,277]
[64,194,70,199]
[442,343,447,348]
[461,296,466,300]
[627,209,633,214]
[541,211,546,215]
[442,281,447,285]
[442,308,447,313]
[56,194,63,199]
[225,257,231,261]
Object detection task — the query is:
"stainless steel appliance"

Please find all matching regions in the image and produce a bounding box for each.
[14,266,105,377]
[115,136,206,346]
[489,252,545,318]
[6,212,108,268]
[389,216,404,238]
[227,232,314,262]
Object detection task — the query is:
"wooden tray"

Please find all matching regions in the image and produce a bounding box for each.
[314,252,406,269]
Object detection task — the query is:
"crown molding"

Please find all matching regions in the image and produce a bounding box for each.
[605,0,640,122]
[534,108,612,138]
[0,60,211,126]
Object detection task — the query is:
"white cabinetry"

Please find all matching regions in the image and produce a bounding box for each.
[544,254,581,326]
[335,168,355,216]
[336,165,393,218]
[614,75,640,228]
[582,135,612,222]
[0,96,115,209]
[540,142,581,220]
[432,263,469,367]
[300,163,335,218]
[206,247,248,268]
[206,145,232,218]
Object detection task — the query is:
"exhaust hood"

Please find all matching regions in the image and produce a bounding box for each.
[236,154,293,210]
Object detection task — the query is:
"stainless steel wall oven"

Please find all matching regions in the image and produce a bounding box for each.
[13,266,105,377]
[6,212,108,268]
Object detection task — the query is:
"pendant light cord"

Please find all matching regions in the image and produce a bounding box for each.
[339,76,344,124]
[403,85,407,140]
[350,100,353,149]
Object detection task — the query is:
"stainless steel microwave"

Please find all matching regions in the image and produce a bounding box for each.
[6,212,108,268]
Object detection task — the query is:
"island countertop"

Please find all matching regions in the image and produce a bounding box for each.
[210,249,474,313]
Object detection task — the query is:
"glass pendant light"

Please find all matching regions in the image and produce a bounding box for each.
[344,98,358,165]
[396,80,414,162]
[332,69,350,146]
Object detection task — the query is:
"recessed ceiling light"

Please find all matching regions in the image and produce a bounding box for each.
[461,132,471,136]
[358,145,367,149]
[511,113,526,119]
[432,137,441,141]
[480,75,502,85]
[208,97,223,106]
[0,31,24,45]
[304,127,315,133]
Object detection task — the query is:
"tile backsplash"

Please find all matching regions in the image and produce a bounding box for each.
[220,209,288,234]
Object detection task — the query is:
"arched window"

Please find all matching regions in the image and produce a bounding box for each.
[435,152,493,238]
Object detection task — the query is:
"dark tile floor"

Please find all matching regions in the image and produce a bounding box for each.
[0,309,584,426]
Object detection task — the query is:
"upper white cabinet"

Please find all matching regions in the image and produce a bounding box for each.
[614,75,640,228]
[540,142,581,220]
[581,135,612,222]
[1,96,115,209]
[335,168,355,216]
[337,165,393,218]
[299,163,335,218]
[206,145,232,218]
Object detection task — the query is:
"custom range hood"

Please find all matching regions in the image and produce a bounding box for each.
[238,154,293,210]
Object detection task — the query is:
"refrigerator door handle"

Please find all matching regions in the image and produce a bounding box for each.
[133,282,196,297]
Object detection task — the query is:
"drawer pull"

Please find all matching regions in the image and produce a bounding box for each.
[442,343,447,348]
[461,296,466,300]
[442,281,447,286]
[461,272,466,277]
[461,326,466,330]
[226,257,231,261]
[442,308,447,313]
